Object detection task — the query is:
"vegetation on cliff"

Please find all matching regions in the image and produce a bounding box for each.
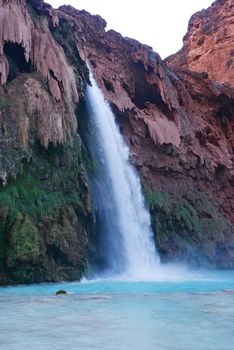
[143,186,233,267]
[0,139,92,284]
[0,0,93,284]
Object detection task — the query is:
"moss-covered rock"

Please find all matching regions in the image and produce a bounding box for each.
[56,289,67,295]
[0,138,93,285]
[0,1,93,285]
[143,185,167,209]
[144,186,234,268]
[8,213,40,261]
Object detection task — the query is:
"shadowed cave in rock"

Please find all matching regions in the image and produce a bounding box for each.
[4,42,32,81]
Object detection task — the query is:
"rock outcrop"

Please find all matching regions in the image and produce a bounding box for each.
[0,0,79,149]
[0,0,92,284]
[166,0,234,87]
[0,0,233,284]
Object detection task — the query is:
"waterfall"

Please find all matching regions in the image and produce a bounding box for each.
[86,71,160,279]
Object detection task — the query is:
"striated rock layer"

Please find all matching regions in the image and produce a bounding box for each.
[0,0,233,284]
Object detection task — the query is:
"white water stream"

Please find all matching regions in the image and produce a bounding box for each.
[86,72,160,278]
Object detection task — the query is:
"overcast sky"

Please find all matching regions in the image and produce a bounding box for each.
[47,0,213,58]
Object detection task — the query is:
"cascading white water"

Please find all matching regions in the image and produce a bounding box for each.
[86,71,160,278]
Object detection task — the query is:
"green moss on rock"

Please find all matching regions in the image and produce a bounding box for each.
[8,213,40,260]
[143,185,167,209]
[0,222,7,261]
[143,186,233,267]
[174,198,201,232]
[0,137,92,284]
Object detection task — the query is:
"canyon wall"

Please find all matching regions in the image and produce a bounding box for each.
[59,1,234,267]
[166,0,234,87]
[0,0,233,283]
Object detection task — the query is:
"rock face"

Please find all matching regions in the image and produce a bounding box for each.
[0,0,92,284]
[166,0,234,87]
[0,0,233,284]
[59,1,234,267]
[0,0,79,149]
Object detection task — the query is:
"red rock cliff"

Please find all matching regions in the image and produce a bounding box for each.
[166,0,234,87]
[58,1,234,267]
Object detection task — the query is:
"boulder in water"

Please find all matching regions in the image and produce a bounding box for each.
[56,289,67,295]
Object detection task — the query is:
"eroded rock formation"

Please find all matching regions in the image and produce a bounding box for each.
[0,0,91,284]
[0,0,79,149]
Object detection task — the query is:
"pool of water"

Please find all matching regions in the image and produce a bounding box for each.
[1,269,234,350]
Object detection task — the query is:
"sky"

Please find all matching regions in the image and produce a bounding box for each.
[47,0,214,58]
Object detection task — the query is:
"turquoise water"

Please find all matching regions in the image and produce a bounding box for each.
[1,270,234,350]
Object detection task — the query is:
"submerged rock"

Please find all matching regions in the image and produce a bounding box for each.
[56,290,68,295]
